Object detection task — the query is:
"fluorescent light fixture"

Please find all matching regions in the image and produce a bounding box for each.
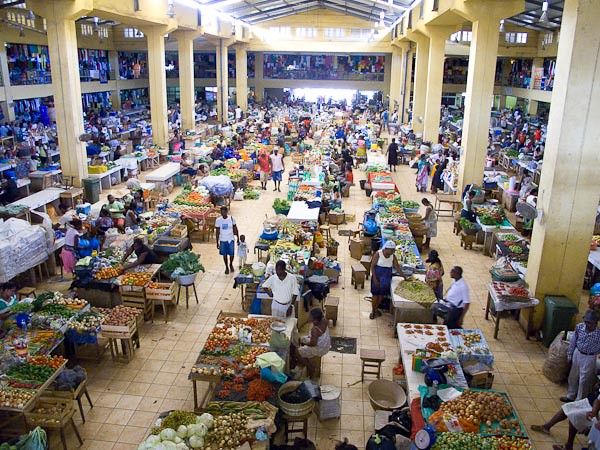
[167,0,176,18]
[499,19,505,33]
[209,0,245,7]
[27,10,35,20]
[539,0,548,23]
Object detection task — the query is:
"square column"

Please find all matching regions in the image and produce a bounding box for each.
[422,28,451,143]
[174,31,201,132]
[400,48,414,124]
[145,26,169,147]
[457,15,504,191]
[254,52,264,103]
[109,51,121,110]
[215,39,229,124]
[409,33,429,135]
[235,45,248,112]
[525,0,600,322]
[388,46,405,112]
[47,16,88,186]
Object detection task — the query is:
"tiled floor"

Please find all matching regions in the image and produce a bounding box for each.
[37,147,588,450]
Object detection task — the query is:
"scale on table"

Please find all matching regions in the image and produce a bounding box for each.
[412,426,436,449]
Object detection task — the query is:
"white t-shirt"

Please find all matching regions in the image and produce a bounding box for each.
[58,210,78,226]
[445,278,470,308]
[215,215,236,242]
[270,153,284,172]
[262,272,299,306]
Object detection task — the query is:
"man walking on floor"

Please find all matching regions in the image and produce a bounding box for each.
[561,310,600,403]
[269,147,285,192]
[215,206,239,275]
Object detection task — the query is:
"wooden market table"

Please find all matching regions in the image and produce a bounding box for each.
[10,187,65,214]
[87,166,123,193]
[189,314,297,411]
[485,283,540,339]
[145,162,180,194]
[434,193,462,218]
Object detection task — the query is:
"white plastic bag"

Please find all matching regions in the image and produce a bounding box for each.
[233,189,244,201]
[543,331,571,384]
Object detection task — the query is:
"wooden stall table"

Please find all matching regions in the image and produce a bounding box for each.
[10,187,65,214]
[145,162,181,194]
[485,282,540,339]
[29,169,62,192]
[434,193,462,218]
[16,178,31,198]
[390,276,435,331]
[59,188,84,208]
[0,206,31,223]
[476,218,516,256]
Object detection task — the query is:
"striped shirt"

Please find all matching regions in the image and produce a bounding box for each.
[568,323,600,359]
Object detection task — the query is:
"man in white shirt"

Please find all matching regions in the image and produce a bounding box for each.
[269,148,285,192]
[443,266,470,329]
[215,206,239,275]
[262,260,299,318]
[235,106,242,122]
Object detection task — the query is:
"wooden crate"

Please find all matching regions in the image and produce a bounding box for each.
[101,319,137,339]
[119,285,152,321]
[170,224,188,239]
[146,282,176,301]
[25,396,73,428]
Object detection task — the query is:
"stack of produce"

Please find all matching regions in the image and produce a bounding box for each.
[393,278,436,308]
[99,305,141,327]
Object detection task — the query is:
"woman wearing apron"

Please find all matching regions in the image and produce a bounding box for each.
[370,241,403,319]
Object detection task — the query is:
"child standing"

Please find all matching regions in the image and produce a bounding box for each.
[238,235,248,269]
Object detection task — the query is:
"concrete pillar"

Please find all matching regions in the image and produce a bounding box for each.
[421,28,451,143]
[401,47,414,124]
[254,52,264,103]
[109,51,121,110]
[456,1,524,192]
[144,26,170,147]
[0,49,15,121]
[530,57,544,90]
[215,39,229,124]
[389,46,405,112]
[528,99,539,116]
[29,0,92,187]
[409,33,429,135]
[525,0,600,326]
[174,31,201,132]
[235,44,248,112]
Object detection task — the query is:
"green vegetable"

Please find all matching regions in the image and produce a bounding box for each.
[10,302,33,314]
[509,245,523,254]
[402,200,420,209]
[36,304,79,319]
[210,167,230,176]
[243,189,259,200]
[161,251,205,276]
[152,410,199,435]
[7,363,55,383]
[273,198,290,210]
[459,218,477,229]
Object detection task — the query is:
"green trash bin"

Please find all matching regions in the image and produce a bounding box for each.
[82,178,101,204]
[542,296,579,347]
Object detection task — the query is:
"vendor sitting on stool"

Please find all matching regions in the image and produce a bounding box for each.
[120,238,160,273]
[291,308,331,380]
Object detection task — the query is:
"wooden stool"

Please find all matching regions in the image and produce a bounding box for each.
[319,225,332,241]
[360,255,372,279]
[360,349,386,382]
[351,264,367,289]
[468,371,495,389]
[283,413,311,441]
[324,296,339,326]
[460,231,475,250]
[108,336,137,363]
[18,287,37,300]
[453,217,462,235]
[52,378,94,423]
[177,282,199,309]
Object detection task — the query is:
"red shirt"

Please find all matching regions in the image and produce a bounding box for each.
[346,171,354,183]
[258,154,270,172]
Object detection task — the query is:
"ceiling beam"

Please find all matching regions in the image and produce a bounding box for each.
[527,0,563,13]
[0,0,26,8]
[249,4,322,22]
[506,17,555,32]
[239,0,313,19]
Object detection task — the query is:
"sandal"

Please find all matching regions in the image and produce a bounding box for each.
[369,312,376,320]
[530,424,551,435]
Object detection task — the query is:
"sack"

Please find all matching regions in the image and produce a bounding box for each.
[433,300,450,319]
[543,331,571,384]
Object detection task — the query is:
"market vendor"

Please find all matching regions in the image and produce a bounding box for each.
[61,218,84,274]
[292,308,331,380]
[370,241,403,320]
[121,237,160,273]
[440,266,470,329]
[106,195,125,231]
[180,152,198,177]
[461,190,477,222]
[0,281,18,313]
[56,203,78,229]
[262,260,299,318]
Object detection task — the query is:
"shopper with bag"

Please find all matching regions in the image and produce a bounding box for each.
[433,266,469,329]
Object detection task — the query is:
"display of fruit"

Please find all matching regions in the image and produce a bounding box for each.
[101,305,140,326]
[28,402,69,425]
[52,297,87,309]
[94,266,121,280]
[508,245,523,254]
[439,390,513,426]
[508,286,529,297]
[120,271,152,286]
[240,347,270,365]
[0,389,36,409]
[28,355,66,370]
[394,279,436,305]
[68,309,105,331]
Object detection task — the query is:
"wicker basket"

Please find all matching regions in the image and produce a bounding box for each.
[277,381,315,417]
[367,379,407,411]
[328,212,345,225]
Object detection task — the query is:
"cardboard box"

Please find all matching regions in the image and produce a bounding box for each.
[349,238,363,260]
[361,236,373,253]
[323,267,341,283]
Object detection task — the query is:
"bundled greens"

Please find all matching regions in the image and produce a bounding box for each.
[402,200,420,209]
[161,251,205,276]
[273,198,290,210]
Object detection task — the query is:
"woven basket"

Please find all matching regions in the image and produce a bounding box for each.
[277,381,315,417]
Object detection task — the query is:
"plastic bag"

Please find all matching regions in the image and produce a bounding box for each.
[543,331,571,384]
[427,410,478,433]
[233,189,244,201]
